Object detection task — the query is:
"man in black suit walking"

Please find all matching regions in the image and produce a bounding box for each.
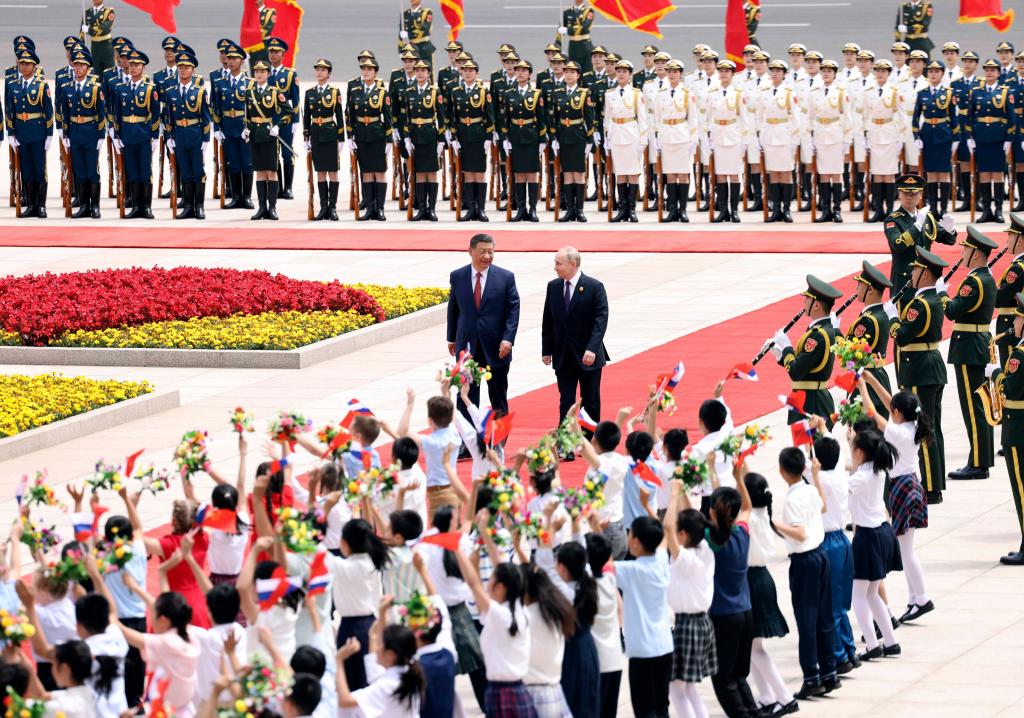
[542,246,610,442]
[447,234,521,415]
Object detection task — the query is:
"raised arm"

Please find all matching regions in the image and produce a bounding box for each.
[734,458,752,523]
[396,386,419,442]
[663,479,682,559]
[858,373,891,430]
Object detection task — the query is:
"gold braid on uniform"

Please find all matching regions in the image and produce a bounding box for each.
[524,89,540,112]
[80,82,98,109]
[470,85,485,109]
[135,85,154,110]
[570,91,585,111]
[935,88,951,110]
[993,88,1007,110]
[185,87,205,113]
[422,88,436,109]
[367,87,382,110]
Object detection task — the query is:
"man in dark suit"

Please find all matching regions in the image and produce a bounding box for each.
[447,234,521,415]
[542,247,610,443]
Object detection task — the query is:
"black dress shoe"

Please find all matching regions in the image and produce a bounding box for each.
[794,680,826,700]
[899,601,934,623]
[847,653,862,669]
[835,660,854,675]
[948,466,989,480]
[882,643,902,657]
[1000,550,1024,565]
[777,699,800,715]
[998,448,1005,457]
[822,675,841,693]
[858,646,883,661]
[730,210,741,222]
[833,211,843,223]
[926,490,943,504]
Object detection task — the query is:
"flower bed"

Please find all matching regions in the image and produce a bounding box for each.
[0,373,153,437]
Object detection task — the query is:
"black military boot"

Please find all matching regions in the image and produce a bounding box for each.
[884,182,897,215]
[939,181,951,217]
[729,181,741,222]
[72,182,89,218]
[978,183,994,223]
[711,183,728,223]
[511,183,528,221]
[662,184,679,222]
[955,171,972,211]
[372,182,385,221]
[193,182,206,219]
[19,182,34,218]
[265,180,280,219]
[142,183,155,219]
[127,183,142,219]
[475,184,489,222]
[781,184,794,223]
[748,173,763,211]
[279,161,294,199]
[36,181,47,218]
[224,172,240,209]
[558,184,575,222]
[766,184,781,223]
[626,184,638,222]
[1015,175,1024,211]
[832,182,843,223]
[678,182,689,222]
[251,180,267,220]
[175,182,195,219]
[611,183,629,222]
[993,182,1006,224]
[240,172,254,209]
[358,180,375,221]
[90,181,102,218]
[314,181,329,220]
[815,183,833,222]
[412,183,428,221]
[426,182,439,221]
[527,182,540,222]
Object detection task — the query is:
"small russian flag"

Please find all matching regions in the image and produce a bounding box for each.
[71,511,94,542]
[779,391,807,416]
[666,361,685,390]
[306,549,330,596]
[268,457,289,475]
[727,362,759,382]
[340,399,375,429]
[256,566,302,611]
[578,407,598,433]
[791,420,816,447]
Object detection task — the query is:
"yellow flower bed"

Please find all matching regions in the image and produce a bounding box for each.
[350,284,450,320]
[0,373,153,438]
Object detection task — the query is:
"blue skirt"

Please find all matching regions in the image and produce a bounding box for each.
[852,523,902,581]
[976,141,1007,173]
[922,141,953,173]
[486,680,538,718]
[561,624,600,717]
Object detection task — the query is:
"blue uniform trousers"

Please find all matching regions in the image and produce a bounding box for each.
[822,530,856,663]
[122,141,152,183]
[70,140,100,182]
[174,144,204,183]
[17,141,46,183]
[788,546,836,681]
[223,136,252,173]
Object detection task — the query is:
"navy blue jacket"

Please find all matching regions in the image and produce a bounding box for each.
[541,272,610,371]
[447,264,520,368]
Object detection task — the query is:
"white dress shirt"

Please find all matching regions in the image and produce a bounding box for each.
[471,265,489,297]
[848,461,888,528]
[782,480,825,554]
[819,468,850,532]
[667,542,715,614]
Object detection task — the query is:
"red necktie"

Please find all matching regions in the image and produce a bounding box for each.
[474,272,482,309]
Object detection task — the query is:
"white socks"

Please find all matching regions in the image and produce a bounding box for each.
[853,579,897,650]
[669,680,708,718]
[749,638,792,705]
[898,529,929,605]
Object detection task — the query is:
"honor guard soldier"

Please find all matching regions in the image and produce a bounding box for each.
[550,60,594,222]
[537,45,564,94]
[987,291,1024,564]
[896,1,934,58]
[891,247,948,502]
[350,50,376,94]
[913,61,959,216]
[847,49,876,211]
[344,58,392,221]
[586,46,610,201]
[61,47,105,219]
[390,49,419,205]
[705,60,748,223]
[604,59,646,222]
[437,41,464,100]
[266,38,299,200]
[940,226,998,481]
[968,59,1015,223]
[757,59,802,223]
[941,42,963,86]
[654,59,697,222]
[641,51,670,209]
[401,0,435,71]
[211,39,232,86]
[490,44,516,87]
[996,42,1015,82]
[558,0,595,73]
[807,59,853,223]
[489,47,518,207]
[771,275,843,429]
[539,51,567,204]
[898,50,929,173]
[112,47,160,219]
[82,0,115,75]
[745,1,761,48]
[448,58,493,221]
[952,51,982,211]
[304,58,345,221]
[244,60,291,221]
[249,0,276,70]
[5,37,37,95]
[1011,51,1024,210]
[864,60,904,221]
[163,50,211,220]
[501,59,547,222]
[996,214,1024,365]
[7,46,53,218]
[884,174,957,308]
[402,59,446,221]
[633,45,658,88]
[54,37,81,208]
[850,261,897,418]
[212,44,254,210]
[154,37,181,90]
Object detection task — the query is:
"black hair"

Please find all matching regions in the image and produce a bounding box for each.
[104,514,133,542]
[342,518,392,571]
[852,428,897,475]
[891,390,933,446]
[491,562,525,636]
[317,462,341,493]
[290,645,327,679]
[383,625,426,708]
[392,437,420,470]
[852,416,876,434]
[211,483,248,534]
[474,485,494,514]
[254,561,305,612]
[432,506,463,580]
[54,640,94,687]
[389,510,424,542]
[155,592,193,641]
[555,542,598,628]
[663,428,690,461]
[523,565,576,637]
[593,421,621,453]
[624,431,654,462]
[287,673,322,715]
[779,446,806,477]
[676,508,708,547]
[585,531,612,578]
[699,399,728,432]
[206,583,242,625]
[708,486,740,546]
[75,593,110,636]
[814,436,841,471]
[629,515,664,555]
[469,233,495,248]
[256,461,287,519]
[531,468,556,496]
[743,472,784,538]
[0,664,29,701]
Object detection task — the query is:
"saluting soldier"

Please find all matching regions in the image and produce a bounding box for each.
[895,0,935,58]
[559,0,595,73]
[654,59,697,222]
[757,59,801,223]
[550,60,594,222]
[705,60,748,223]
[249,0,276,70]
[952,51,982,212]
[501,59,547,222]
[633,45,658,89]
[939,227,998,482]
[807,59,853,223]
[82,0,115,75]
[61,47,105,219]
[163,50,211,220]
[987,291,1024,565]
[968,59,1015,223]
[267,38,299,200]
[771,275,843,430]
[996,213,1024,366]
[850,261,897,418]
[6,46,53,218]
[212,44,254,210]
[344,57,392,222]
[244,59,290,221]
[400,0,435,71]
[304,58,345,221]
[913,60,959,216]
[402,59,446,221]
[604,59,646,222]
[447,58,493,222]
[112,47,160,219]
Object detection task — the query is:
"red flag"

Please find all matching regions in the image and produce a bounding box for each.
[780,391,806,415]
[724,0,750,69]
[420,532,463,551]
[486,412,515,446]
[125,449,145,478]
[320,430,351,460]
[833,371,859,394]
[440,0,465,41]
[241,0,305,67]
[632,461,663,487]
[198,505,238,532]
[123,0,180,33]
[959,0,1014,32]
[791,420,815,447]
[590,0,678,38]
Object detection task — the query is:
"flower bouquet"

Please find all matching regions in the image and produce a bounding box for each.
[221,655,288,718]
[276,506,323,554]
[268,411,312,448]
[341,473,374,505]
[525,435,557,474]
[132,465,174,495]
[0,609,36,647]
[19,518,60,554]
[556,487,588,519]
[173,430,209,479]
[653,387,677,415]
[367,463,401,499]
[24,470,63,508]
[94,534,133,573]
[317,423,351,460]
[717,433,743,458]
[671,455,709,492]
[3,687,46,718]
[230,406,254,434]
[441,351,491,388]
[45,549,89,587]
[578,469,608,513]
[833,336,882,373]
[471,523,512,549]
[86,460,124,492]
[831,396,869,427]
[554,414,584,457]
[512,510,550,545]
[396,590,442,638]
[483,469,524,517]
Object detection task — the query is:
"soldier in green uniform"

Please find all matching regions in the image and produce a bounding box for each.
[771,275,843,429]
[244,59,291,221]
[890,247,948,502]
[390,49,419,207]
[345,58,392,222]
[303,58,345,221]
[633,45,658,88]
[537,43,563,89]
[940,226,998,481]
[448,59,493,222]
[996,213,1024,366]
[402,59,446,221]
[896,1,935,58]
[350,50,376,94]
[437,41,464,99]
[82,0,115,75]
[400,0,435,72]
[586,46,611,202]
[539,52,567,206]
[490,49,519,209]
[745,1,761,48]
[849,261,897,419]
[550,61,595,222]
[987,292,1024,564]
[500,59,547,222]
[559,0,595,73]
[249,0,276,70]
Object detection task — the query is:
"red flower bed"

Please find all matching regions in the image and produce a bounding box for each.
[0,267,386,345]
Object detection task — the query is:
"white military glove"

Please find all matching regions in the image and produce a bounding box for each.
[967,138,976,152]
[773,329,792,351]
[655,137,662,153]
[585,141,593,157]
[985,363,1001,379]
[96,139,104,152]
[914,138,923,150]
[770,343,785,360]
[81,23,89,34]
[914,207,929,229]
[167,138,176,151]
[897,23,907,34]
[9,137,19,149]
[484,139,492,154]
[558,26,568,36]
[503,139,512,152]
[269,125,280,137]
[492,131,500,142]
[939,213,956,233]
[951,140,959,154]
[44,136,51,151]
[444,129,452,142]
[151,138,158,152]
[348,138,358,152]
[214,130,225,142]
[436,141,445,157]
[113,138,123,153]
[894,141,903,156]
[107,127,115,139]
[639,136,648,149]
[451,139,461,153]
[551,139,560,155]
[882,300,898,320]
[62,137,70,150]
[241,129,250,142]
[392,129,400,143]
[304,139,312,151]
[604,137,611,152]
[1004,141,1012,154]
[934,276,947,294]
[399,30,409,41]
[539,141,547,154]
[202,141,210,156]
[830,312,841,331]
[404,137,414,154]
[593,131,601,144]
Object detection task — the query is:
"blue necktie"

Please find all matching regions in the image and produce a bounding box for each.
[563,281,571,311]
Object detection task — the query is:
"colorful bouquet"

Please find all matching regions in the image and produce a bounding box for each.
[317,423,351,460]
[3,687,46,718]
[94,534,133,573]
[441,351,491,388]
[717,433,743,458]
[671,455,709,491]
[741,423,772,449]
[366,463,401,499]
[525,435,557,474]
[579,469,607,513]
[276,506,323,554]
[554,414,583,457]
[23,470,63,508]
[0,609,36,647]
[556,487,588,519]
[131,465,174,495]
[654,388,677,415]
[831,396,870,427]
[230,406,254,434]
[471,523,512,549]
[174,430,209,479]
[19,518,60,554]
[396,590,442,638]
[44,549,89,587]
[86,460,124,492]
[341,473,375,505]
[268,411,312,448]
[512,510,550,545]
[220,655,288,718]
[833,336,882,373]
[483,469,525,517]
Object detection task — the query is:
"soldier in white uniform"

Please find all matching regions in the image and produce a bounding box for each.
[839,43,861,87]
[604,59,646,222]
[940,42,963,87]
[848,49,878,210]
[704,59,748,222]
[891,41,911,82]
[684,44,711,89]
[642,51,671,208]
[690,49,719,211]
[898,49,929,172]
[740,44,760,85]
[798,51,825,211]
[743,49,770,212]
[654,58,697,222]
[757,59,801,223]
[787,44,809,88]
[807,59,854,223]
[863,59,905,221]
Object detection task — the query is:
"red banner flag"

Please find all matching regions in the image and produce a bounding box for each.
[440,0,465,41]
[724,0,750,69]
[123,0,180,33]
[959,0,1014,32]
[591,0,677,38]
[241,0,305,67]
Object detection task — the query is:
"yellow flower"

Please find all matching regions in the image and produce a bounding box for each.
[22,624,34,637]
[235,700,249,713]
[1,617,12,628]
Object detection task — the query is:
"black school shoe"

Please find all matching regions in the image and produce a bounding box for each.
[835,660,856,675]
[759,701,800,716]
[858,646,883,661]
[883,643,902,657]
[794,680,826,700]
[926,490,943,504]
[899,600,934,623]
[822,675,842,693]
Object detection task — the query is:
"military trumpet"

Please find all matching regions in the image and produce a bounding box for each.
[977,332,1007,427]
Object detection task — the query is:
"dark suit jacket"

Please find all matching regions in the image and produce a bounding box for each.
[446,264,520,367]
[541,273,610,371]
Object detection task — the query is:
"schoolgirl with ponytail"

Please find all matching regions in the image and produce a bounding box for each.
[40,641,98,717]
[521,563,575,716]
[336,623,426,718]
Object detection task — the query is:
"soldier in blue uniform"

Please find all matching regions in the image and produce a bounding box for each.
[5,37,39,106]
[60,47,105,219]
[967,59,1015,223]
[1011,51,1024,211]
[212,44,254,210]
[996,42,1015,82]
[267,37,300,200]
[153,37,180,90]
[211,39,232,87]
[244,59,291,221]
[162,50,211,220]
[913,60,959,216]
[952,50,982,212]
[5,47,53,218]
[112,47,160,219]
